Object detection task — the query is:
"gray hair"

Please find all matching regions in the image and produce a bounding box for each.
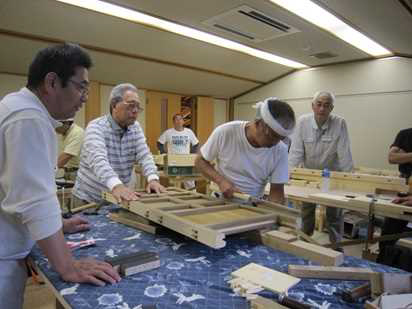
[255,98,295,131]
[312,91,335,104]
[109,83,138,113]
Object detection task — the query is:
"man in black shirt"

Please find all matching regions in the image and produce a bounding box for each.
[388,128,412,178]
[378,128,412,264]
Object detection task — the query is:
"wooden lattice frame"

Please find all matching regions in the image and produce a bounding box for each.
[103,188,299,249]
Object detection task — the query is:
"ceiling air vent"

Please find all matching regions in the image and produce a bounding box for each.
[202,5,300,43]
[310,52,338,59]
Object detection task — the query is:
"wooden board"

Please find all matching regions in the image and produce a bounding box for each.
[251,296,288,309]
[103,188,278,249]
[290,167,408,193]
[288,265,374,280]
[109,212,157,234]
[262,232,343,266]
[232,263,300,294]
[310,193,412,221]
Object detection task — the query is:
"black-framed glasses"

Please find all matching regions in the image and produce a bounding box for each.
[68,79,89,95]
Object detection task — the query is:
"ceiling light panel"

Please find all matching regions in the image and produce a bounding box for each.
[270,0,392,57]
[56,0,307,68]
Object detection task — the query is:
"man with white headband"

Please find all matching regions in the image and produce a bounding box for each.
[289,91,353,248]
[195,98,295,203]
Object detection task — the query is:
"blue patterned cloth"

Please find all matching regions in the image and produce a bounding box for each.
[31,206,406,309]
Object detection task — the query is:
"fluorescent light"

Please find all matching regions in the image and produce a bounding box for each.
[55,0,307,69]
[270,0,391,57]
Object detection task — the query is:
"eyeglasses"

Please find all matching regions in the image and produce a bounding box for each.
[314,100,333,110]
[123,101,144,112]
[68,79,89,95]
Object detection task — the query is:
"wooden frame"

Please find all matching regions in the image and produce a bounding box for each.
[290,167,409,193]
[103,188,279,248]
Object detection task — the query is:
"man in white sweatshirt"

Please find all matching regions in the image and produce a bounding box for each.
[0,43,120,309]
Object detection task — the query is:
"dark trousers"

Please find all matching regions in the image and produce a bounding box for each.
[378,217,409,263]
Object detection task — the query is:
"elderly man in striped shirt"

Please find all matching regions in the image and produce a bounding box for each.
[73,83,165,205]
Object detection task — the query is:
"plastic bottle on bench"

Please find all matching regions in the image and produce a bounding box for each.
[321,168,330,193]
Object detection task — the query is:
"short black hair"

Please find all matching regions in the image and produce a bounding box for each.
[267,99,295,130]
[27,43,92,88]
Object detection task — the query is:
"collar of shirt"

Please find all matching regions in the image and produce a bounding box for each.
[310,114,331,131]
[22,87,61,129]
[107,113,129,134]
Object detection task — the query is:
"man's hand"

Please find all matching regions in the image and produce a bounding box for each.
[217,178,242,199]
[112,184,141,203]
[63,216,90,234]
[146,180,166,194]
[392,196,412,206]
[61,258,121,286]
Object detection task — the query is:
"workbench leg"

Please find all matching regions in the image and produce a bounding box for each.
[316,205,326,232]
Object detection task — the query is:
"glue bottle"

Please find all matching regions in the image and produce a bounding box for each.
[322,168,330,193]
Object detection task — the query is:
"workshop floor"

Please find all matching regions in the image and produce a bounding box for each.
[23,231,379,308]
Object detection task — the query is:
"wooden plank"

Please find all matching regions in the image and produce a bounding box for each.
[170,204,240,216]
[290,167,409,193]
[231,263,300,294]
[262,233,343,266]
[217,220,276,235]
[288,265,374,280]
[109,212,157,234]
[71,202,97,214]
[165,154,197,167]
[265,230,297,242]
[205,212,277,229]
[310,193,412,221]
[251,296,288,309]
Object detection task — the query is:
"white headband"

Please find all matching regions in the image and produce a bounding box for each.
[255,97,294,136]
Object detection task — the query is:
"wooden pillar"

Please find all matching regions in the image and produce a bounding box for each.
[85,81,100,125]
[196,96,214,144]
[228,98,235,121]
[146,91,181,153]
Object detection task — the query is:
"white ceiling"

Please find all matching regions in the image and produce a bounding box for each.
[0,0,411,98]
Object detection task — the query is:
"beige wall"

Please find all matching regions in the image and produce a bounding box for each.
[214,98,228,128]
[234,57,412,170]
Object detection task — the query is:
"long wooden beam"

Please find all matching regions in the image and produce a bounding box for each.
[290,168,409,193]
[310,193,412,221]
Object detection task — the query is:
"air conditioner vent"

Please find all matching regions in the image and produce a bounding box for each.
[238,10,290,32]
[203,5,300,42]
[310,52,338,59]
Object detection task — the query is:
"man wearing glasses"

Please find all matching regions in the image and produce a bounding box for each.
[195,98,295,204]
[289,91,353,248]
[73,83,165,206]
[0,43,120,309]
